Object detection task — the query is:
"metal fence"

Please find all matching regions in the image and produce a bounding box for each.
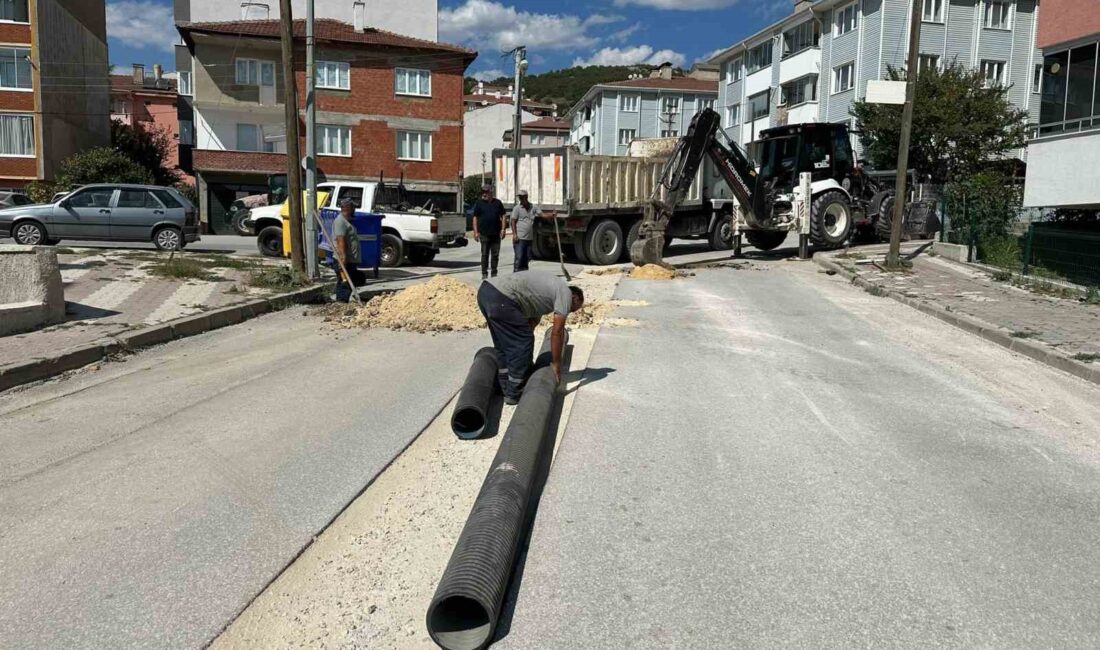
[1023,224,1100,286]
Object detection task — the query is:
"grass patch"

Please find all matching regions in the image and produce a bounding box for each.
[1072,352,1100,363]
[247,265,307,291]
[148,256,221,282]
[991,270,1013,282]
[979,237,1022,272]
[53,247,77,255]
[1084,286,1100,305]
[195,254,258,270]
[835,250,867,260]
[1010,330,1039,339]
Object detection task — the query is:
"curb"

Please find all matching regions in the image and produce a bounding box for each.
[814,255,1100,387]
[0,283,331,393]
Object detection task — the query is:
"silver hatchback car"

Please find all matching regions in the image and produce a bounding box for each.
[0,184,200,250]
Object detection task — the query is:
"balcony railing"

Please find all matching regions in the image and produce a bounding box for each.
[1029,117,1100,140]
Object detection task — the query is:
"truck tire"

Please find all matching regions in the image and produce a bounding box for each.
[875,196,896,241]
[584,218,624,266]
[381,233,404,268]
[407,246,437,265]
[623,220,642,262]
[744,230,787,251]
[707,213,733,251]
[811,191,853,248]
[531,233,550,260]
[256,225,284,257]
[572,234,591,264]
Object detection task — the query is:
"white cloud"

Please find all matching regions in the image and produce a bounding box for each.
[573,45,686,68]
[696,47,727,63]
[106,1,176,52]
[439,0,619,51]
[613,0,740,9]
[609,23,642,43]
[471,69,506,82]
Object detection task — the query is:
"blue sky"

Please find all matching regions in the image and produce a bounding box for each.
[106,0,792,77]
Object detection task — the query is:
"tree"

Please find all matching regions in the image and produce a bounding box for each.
[111,119,180,186]
[465,64,655,110]
[463,175,485,207]
[851,62,1028,183]
[55,147,153,187]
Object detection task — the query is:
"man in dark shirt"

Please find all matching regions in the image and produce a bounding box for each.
[472,185,506,280]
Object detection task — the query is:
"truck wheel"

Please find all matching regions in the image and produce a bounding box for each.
[707,214,734,251]
[623,220,642,262]
[811,191,853,248]
[744,230,787,251]
[584,218,624,266]
[257,226,284,257]
[572,234,591,264]
[380,233,404,268]
[407,246,436,265]
[531,234,550,260]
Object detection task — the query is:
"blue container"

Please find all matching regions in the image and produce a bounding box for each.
[319,208,384,278]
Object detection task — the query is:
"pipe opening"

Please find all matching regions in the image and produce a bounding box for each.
[428,596,492,650]
[451,407,486,439]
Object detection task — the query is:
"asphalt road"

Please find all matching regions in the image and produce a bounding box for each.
[498,263,1100,648]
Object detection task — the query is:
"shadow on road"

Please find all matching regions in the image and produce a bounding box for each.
[563,366,615,395]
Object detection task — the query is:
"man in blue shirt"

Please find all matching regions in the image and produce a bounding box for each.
[472,185,506,280]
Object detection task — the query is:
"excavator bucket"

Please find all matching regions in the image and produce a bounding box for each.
[630,233,665,267]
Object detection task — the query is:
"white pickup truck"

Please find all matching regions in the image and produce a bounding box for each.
[247,180,467,266]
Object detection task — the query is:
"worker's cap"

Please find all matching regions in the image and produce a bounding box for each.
[338,197,357,208]
[481,184,493,192]
[517,189,529,197]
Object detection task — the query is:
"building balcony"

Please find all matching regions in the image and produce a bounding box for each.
[1024,128,1100,209]
[191,148,287,175]
[744,67,772,98]
[778,48,820,85]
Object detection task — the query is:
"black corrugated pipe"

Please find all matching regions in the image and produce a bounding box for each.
[427,333,561,650]
[451,347,500,440]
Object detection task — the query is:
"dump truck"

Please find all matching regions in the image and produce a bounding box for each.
[492,142,730,266]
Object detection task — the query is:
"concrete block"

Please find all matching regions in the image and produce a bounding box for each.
[116,325,175,351]
[932,241,970,263]
[170,313,212,338]
[242,299,271,318]
[0,359,50,392]
[0,245,65,335]
[207,305,245,330]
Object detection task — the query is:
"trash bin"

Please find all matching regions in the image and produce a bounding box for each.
[318,208,384,279]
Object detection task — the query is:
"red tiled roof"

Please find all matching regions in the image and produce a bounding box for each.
[521,117,569,131]
[179,18,476,59]
[110,74,177,94]
[464,93,555,109]
[603,77,718,92]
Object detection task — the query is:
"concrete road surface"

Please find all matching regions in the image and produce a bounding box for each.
[498,263,1100,649]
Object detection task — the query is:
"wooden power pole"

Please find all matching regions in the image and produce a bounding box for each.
[886,0,923,268]
[279,0,304,274]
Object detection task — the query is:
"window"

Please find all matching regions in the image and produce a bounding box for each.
[395,67,431,97]
[731,57,743,82]
[530,134,547,145]
[727,103,740,125]
[236,123,278,152]
[1065,43,1098,122]
[0,0,28,22]
[922,0,944,23]
[0,113,33,156]
[783,21,820,58]
[699,98,715,112]
[68,188,114,208]
[984,0,1012,30]
[152,189,182,209]
[1040,50,1069,126]
[834,3,858,37]
[980,60,1005,87]
[781,75,818,106]
[0,47,31,90]
[397,130,432,160]
[317,61,350,90]
[661,96,680,114]
[660,129,679,137]
[117,190,159,209]
[918,54,940,74]
[833,62,855,93]
[620,94,639,112]
[618,128,636,145]
[317,125,351,156]
[178,70,192,96]
[748,90,769,120]
[1032,63,1042,93]
[747,41,773,74]
[337,186,363,208]
[235,58,259,85]
[179,120,194,146]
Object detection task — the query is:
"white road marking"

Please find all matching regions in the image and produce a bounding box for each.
[143,282,218,325]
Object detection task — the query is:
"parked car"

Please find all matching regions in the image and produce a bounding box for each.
[0,184,200,250]
[0,191,33,208]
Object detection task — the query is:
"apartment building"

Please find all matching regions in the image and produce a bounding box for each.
[567,63,719,155]
[710,0,1042,154]
[176,18,474,232]
[0,0,108,190]
[110,65,193,185]
[172,0,437,41]
[463,81,555,179]
[1023,0,1100,210]
[503,117,570,148]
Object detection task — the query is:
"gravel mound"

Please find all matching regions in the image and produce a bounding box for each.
[321,275,485,333]
[629,264,679,280]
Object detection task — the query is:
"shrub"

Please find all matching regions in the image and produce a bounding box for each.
[56,147,153,187]
[944,173,1021,254]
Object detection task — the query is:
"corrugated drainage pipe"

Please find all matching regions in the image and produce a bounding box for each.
[451,347,500,440]
[427,334,559,650]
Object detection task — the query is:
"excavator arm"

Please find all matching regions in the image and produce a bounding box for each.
[630,108,762,266]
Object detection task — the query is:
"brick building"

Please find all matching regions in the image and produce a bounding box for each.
[110,65,193,186]
[176,18,475,233]
[0,0,109,190]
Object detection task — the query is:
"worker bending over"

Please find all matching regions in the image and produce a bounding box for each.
[477,270,584,404]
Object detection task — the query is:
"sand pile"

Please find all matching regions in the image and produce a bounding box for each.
[629,264,679,280]
[321,275,485,333]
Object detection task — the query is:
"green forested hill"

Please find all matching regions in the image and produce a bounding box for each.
[466,65,672,112]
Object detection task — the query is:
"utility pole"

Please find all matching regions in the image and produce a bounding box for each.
[886,0,923,269]
[304,0,318,279]
[279,0,304,274]
[511,46,526,197]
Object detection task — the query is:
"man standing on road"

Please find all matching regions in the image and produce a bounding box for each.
[332,198,366,303]
[510,189,541,272]
[477,270,584,404]
[472,185,506,280]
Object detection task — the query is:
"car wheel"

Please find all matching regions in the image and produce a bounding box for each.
[811,191,853,248]
[232,211,254,236]
[153,226,183,251]
[13,221,47,245]
[744,230,787,251]
[407,246,436,265]
[257,225,284,257]
[584,219,624,266]
[380,233,404,268]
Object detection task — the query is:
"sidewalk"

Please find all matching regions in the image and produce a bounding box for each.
[818,243,1100,383]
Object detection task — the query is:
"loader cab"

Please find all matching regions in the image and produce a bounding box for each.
[756,123,855,191]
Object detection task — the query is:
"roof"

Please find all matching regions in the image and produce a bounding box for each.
[110,74,177,95]
[464,93,555,110]
[178,18,476,60]
[519,117,570,131]
[603,77,719,92]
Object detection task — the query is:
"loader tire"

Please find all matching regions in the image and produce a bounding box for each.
[811,190,853,248]
[744,230,787,251]
[875,196,896,241]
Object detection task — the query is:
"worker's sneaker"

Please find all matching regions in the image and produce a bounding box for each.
[503,394,520,406]
[481,274,488,281]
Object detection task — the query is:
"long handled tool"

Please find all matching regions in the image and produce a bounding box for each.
[552,211,571,282]
[312,208,363,304]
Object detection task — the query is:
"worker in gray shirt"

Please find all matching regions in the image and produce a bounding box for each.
[477,270,584,404]
[510,189,541,272]
[332,198,365,302]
